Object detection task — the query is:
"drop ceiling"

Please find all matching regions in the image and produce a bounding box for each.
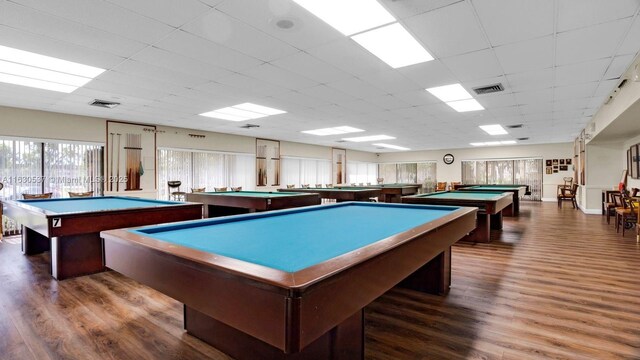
[0,0,639,152]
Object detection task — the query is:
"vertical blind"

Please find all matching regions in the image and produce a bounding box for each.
[157,148,255,198]
[377,162,436,191]
[281,157,331,187]
[462,159,543,200]
[346,161,378,185]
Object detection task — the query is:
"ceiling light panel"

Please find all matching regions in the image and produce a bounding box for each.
[351,23,434,68]
[292,0,396,36]
[446,99,484,112]
[0,45,105,93]
[302,126,364,136]
[426,83,472,102]
[343,134,395,142]
[199,103,286,121]
[373,143,410,150]
[479,124,508,135]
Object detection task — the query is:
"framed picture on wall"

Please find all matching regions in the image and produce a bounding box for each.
[631,145,639,179]
[552,159,559,165]
[560,165,568,171]
[546,160,552,166]
[546,167,552,174]
[628,148,632,174]
[256,138,280,186]
[560,159,565,165]
[566,158,572,165]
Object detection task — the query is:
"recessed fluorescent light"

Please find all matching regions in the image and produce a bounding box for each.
[484,141,502,146]
[199,103,286,121]
[470,142,487,146]
[292,0,395,36]
[302,126,364,136]
[470,140,518,147]
[426,84,472,102]
[373,143,410,150]
[446,99,484,112]
[500,140,517,145]
[343,134,395,142]
[351,23,433,68]
[479,124,508,135]
[0,45,105,93]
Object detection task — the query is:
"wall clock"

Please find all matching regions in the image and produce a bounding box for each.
[443,153,455,165]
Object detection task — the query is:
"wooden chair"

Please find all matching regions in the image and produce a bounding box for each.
[286,184,296,189]
[325,184,333,188]
[191,187,206,193]
[631,188,639,197]
[616,192,638,236]
[23,193,53,199]
[214,187,228,192]
[68,191,93,197]
[231,186,242,192]
[315,184,323,188]
[557,183,578,209]
[605,192,623,225]
[168,181,186,201]
[436,182,447,191]
[449,181,461,190]
[301,184,310,189]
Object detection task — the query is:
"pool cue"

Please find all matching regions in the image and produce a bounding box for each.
[116,133,121,192]
[109,132,114,191]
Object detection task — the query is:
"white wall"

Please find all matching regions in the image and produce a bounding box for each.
[378,142,573,199]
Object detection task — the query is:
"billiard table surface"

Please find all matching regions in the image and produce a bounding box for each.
[185,190,320,217]
[336,184,421,203]
[101,202,477,359]
[3,196,202,279]
[457,185,527,216]
[277,187,382,202]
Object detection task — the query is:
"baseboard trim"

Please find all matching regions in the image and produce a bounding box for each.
[580,207,601,215]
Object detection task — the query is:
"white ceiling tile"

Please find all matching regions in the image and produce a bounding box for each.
[155,30,262,72]
[113,60,207,88]
[556,19,633,65]
[11,0,174,43]
[393,90,440,107]
[0,25,125,69]
[358,70,422,94]
[84,78,169,100]
[0,1,148,58]
[557,0,639,32]
[243,63,319,90]
[104,0,212,27]
[326,77,387,99]
[494,36,554,74]
[506,68,554,92]
[475,93,517,109]
[215,73,290,98]
[441,49,503,82]
[270,52,352,84]
[593,79,619,98]
[297,85,358,104]
[396,60,458,89]
[306,38,391,76]
[268,90,330,109]
[339,99,386,114]
[553,98,590,112]
[603,54,636,79]
[97,70,187,95]
[182,10,299,62]
[404,1,489,58]
[131,47,233,81]
[518,102,552,115]
[555,58,610,87]
[362,95,410,110]
[514,89,554,105]
[554,82,599,101]
[192,81,260,103]
[380,0,461,20]
[618,16,640,55]
[472,0,554,46]
[216,0,342,50]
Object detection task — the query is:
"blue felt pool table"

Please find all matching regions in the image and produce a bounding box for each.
[101,202,477,359]
[3,196,202,280]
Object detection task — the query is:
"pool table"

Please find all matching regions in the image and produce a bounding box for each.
[277,187,382,202]
[101,202,476,360]
[457,185,527,216]
[337,184,421,203]
[402,191,512,242]
[3,196,202,280]
[186,191,320,217]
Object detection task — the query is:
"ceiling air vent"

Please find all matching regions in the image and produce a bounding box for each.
[89,99,120,109]
[335,140,347,143]
[472,83,504,95]
[240,124,260,129]
[506,124,523,129]
[517,137,529,141]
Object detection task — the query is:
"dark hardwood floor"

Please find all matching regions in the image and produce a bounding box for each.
[1,202,639,359]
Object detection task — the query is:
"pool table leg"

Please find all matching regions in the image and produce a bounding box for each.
[398,247,451,295]
[51,233,105,280]
[184,306,364,360]
[459,213,491,243]
[490,212,503,230]
[21,225,50,255]
[502,203,514,217]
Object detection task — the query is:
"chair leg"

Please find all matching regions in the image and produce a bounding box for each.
[572,198,577,209]
[606,211,610,224]
[557,198,561,208]
[615,214,620,233]
[622,215,626,236]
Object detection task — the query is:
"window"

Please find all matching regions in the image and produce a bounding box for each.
[377,161,436,189]
[462,158,543,200]
[281,157,331,187]
[347,161,378,185]
[157,148,255,198]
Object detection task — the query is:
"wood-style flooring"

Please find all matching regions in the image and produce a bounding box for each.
[0,202,639,359]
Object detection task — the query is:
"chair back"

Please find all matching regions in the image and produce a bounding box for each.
[23,193,53,199]
[325,184,333,188]
[214,187,228,192]
[612,192,624,208]
[167,181,182,189]
[191,187,206,193]
[231,186,242,192]
[69,191,93,198]
[570,183,578,195]
[315,184,323,188]
[301,184,310,189]
[286,184,295,189]
[631,187,639,197]
[436,182,447,191]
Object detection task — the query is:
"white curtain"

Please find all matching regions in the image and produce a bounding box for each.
[281,157,331,187]
[347,161,378,184]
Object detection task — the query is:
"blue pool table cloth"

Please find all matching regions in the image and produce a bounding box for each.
[19,197,181,214]
[132,202,459,273]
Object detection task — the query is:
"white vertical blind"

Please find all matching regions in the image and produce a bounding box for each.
[44,142,103,197]
[281,157,331,187]
[461,158,542,200]
[347,161,378,184]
